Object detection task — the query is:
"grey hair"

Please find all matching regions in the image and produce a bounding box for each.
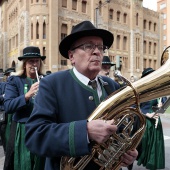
[11,59,46,76]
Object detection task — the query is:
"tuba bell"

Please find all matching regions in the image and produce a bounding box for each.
[60,49,170,170]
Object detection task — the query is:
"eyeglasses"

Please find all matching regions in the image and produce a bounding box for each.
[71,43,108,54]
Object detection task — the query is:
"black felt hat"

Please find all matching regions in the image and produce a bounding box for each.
[59,21,114,59]
[46,71,52,75]
[4,67,15,75]
[102,56,115,66]
[141,68,155,78]
[18,46,46,61]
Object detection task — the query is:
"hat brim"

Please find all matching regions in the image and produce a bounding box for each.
[59,29,114,59]
[141,70,154,78]
[18,55,46,61]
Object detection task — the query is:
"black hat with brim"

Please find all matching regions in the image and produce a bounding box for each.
[18,46,46,61]
[59,21,114,59]
[141,67,155,78]
[4,67,15,75]
[102,56,115,66]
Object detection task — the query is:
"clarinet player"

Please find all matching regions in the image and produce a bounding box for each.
[4,46,46,170]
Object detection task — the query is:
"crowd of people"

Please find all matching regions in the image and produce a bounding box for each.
[0,20,167,170]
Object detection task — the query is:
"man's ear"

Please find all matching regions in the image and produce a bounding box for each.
[68,51,74,65]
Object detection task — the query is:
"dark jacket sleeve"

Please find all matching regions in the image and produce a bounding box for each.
[4,76,29,114]
[25,73,91,158]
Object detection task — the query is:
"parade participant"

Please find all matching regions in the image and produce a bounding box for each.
[25,21,138,170]
[4,46,46,170]
[137,67,165,170]
[0,67,15,153]
[99,55,115,77]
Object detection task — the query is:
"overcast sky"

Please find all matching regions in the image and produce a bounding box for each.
[143,0,157,11]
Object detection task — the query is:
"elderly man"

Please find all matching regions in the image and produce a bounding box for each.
[25,21,138,170]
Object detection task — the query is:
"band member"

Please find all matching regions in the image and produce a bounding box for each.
[99,56,115,77]
[137,67,165,169]
[0,67,15,153]
[25,21,138,170]
[4,46,46,170]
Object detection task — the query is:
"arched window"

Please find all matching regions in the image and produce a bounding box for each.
[31,23,33,39]
[43,21,46,39]
[117,11,120,21]
[36,21,39,39]
[116,35,120,49]
[109,9,113,19]
[136,13,138,26]
[82,1,87,13]
[123,13,127,23]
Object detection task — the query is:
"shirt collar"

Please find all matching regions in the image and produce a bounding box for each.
[73,67,99,86]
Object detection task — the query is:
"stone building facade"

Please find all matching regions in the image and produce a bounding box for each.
[0,0,163,80]
[157,0,170,49]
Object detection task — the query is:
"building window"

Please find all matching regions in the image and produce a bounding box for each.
[43,47,46,56]
[149,42,152,54]
[72,0,77,10]
[154,23,157,31]
[143,20,146,29]
[16,34,18,47]
[163,24,166,30]
[62,0,67,8]
[117,11,120,21]
[61,60,67,66]
[123,36,127,50]
[109,9,113,19]
[82,1,86,13]
[36,21,39,39]
[163,35,166,40]
[136,13,138,26]
[153,43,156,55]
[61,24,67,40]
[149,21,152,30]
[116,35,120,49]
[123,13,127,23]
[99,1,102,15]
[43,21,46,39]
[143,41,146,54]
[31,23,33,39]
[163,13,166,19]
[136,38,140,52]
[160,3,166,10]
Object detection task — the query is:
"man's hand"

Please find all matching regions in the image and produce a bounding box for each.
[121,149,138,167]
[87,119,117,143]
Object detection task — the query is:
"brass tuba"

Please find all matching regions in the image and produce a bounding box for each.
[60,53,170,170]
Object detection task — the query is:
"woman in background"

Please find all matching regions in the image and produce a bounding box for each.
[4,46,46,170]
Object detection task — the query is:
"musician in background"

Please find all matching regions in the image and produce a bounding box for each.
[0,67,15,153]
[137,67,165,170]
[4,46,46,170]
[25,21,138,170]
[99,55,115,77]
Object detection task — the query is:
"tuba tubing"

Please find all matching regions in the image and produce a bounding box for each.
[89,57,170,121]
[61,57,170,170]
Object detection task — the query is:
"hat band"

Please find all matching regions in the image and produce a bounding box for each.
[24,53,41,56]
[102,62,112,64]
